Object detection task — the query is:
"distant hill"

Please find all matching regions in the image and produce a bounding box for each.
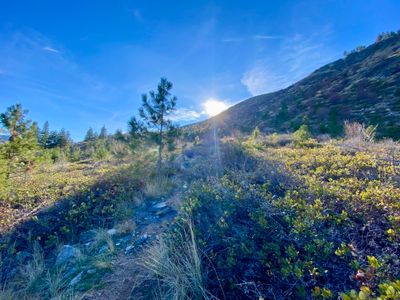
[192,32,400,139]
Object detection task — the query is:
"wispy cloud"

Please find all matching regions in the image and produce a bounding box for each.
[168,108,202,122]
[222,34,281,43]
[241,64,289,96]
[222,37,242,43]
[42,46,61,54]
[241,28,337,96]
[252,35,281,40]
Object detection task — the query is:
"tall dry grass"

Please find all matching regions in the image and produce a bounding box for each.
[135,220,215,300]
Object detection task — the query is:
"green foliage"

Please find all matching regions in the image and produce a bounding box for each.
[0,104,39,177]
[138,77,178,170]
[99,125,107,139]
[84,128,98,142]
[293,124,312,146]
[172,138,400,299]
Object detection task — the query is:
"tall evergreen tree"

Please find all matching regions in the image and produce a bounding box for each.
[39,121,50,147]
[0,104,38,175]
[99,125,107,139]
[57,129,72,148]
[139,78,177,170]
[84,128,97,142]
[114,129,126,142]
[0,104,31,141]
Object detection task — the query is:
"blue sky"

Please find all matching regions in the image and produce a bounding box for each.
[0,0,399,140]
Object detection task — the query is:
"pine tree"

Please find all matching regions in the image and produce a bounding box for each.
[128,117,145,141]
[57,129,72,148]
[84,128,97,142]
[99,125,107,139]
[0,104,30,141]
[0,104,38,175]
[114,129,126,142]
[138,78,177,171]
[39,121,50,147]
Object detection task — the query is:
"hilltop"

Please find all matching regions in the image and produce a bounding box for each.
[193,32,400,139]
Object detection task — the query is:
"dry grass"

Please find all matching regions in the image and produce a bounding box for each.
[94,229,116,254]
[19,242,45,292]
[45,267,68,298]
[0,286,17,300]
[144,175,175,199]
[116,219,136,235]
[135,220,213,300]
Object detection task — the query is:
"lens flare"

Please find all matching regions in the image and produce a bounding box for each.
[203,99,229,117]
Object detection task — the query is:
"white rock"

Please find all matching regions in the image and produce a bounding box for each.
[152,202,167,209]
[69,271,83,286]
[107,228,117,236]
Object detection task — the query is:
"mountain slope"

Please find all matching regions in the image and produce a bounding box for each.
[194,32,400,139]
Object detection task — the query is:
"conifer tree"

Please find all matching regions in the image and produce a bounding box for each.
[138,78,177,171]
[0,104,38,175]
[39,121,50,147]
[84,128,97,142]
[57,129,72,148]
[99,125,107,139]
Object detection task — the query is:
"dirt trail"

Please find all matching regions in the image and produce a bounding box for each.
[83,192,182,300]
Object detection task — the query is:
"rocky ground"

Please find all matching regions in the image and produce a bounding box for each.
[82,193,181,300]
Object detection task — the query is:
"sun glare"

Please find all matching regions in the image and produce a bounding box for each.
[203,99,229,117]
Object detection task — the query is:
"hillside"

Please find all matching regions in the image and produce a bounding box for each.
[193,32,400,139]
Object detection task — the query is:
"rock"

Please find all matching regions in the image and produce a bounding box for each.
[152,202,167,209]
[125,245,134,254]
[107,228,117,236]
[155,206,173,217]
[116,234,132,248]
[69,271,83,286]
[134,234,149,246]
[56,245,81,265]
[79,230,97,244]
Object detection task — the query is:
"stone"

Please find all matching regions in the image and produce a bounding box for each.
[69,271,83,286]
[134,234,149,246]
[107,228,117,236]
[152,202,167,209]
[155,206,173,217]
[125,245,134,254]
[56,245,81,265]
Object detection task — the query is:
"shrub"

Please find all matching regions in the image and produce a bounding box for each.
[344,121,377,142]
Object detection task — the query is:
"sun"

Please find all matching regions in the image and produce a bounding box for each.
[203,99,229,117]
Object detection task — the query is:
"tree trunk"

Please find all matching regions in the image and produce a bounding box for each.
[157,124,163,173]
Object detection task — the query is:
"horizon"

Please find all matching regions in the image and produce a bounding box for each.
[1,0,399,141]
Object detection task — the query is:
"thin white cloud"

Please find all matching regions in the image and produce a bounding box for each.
[252,35,281,40]
[42,46,61,54]
[168,108,202,122]
[241,64,289,96]
[222,37,242,42]
[222,35,281,43]
[241,29,336,96]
